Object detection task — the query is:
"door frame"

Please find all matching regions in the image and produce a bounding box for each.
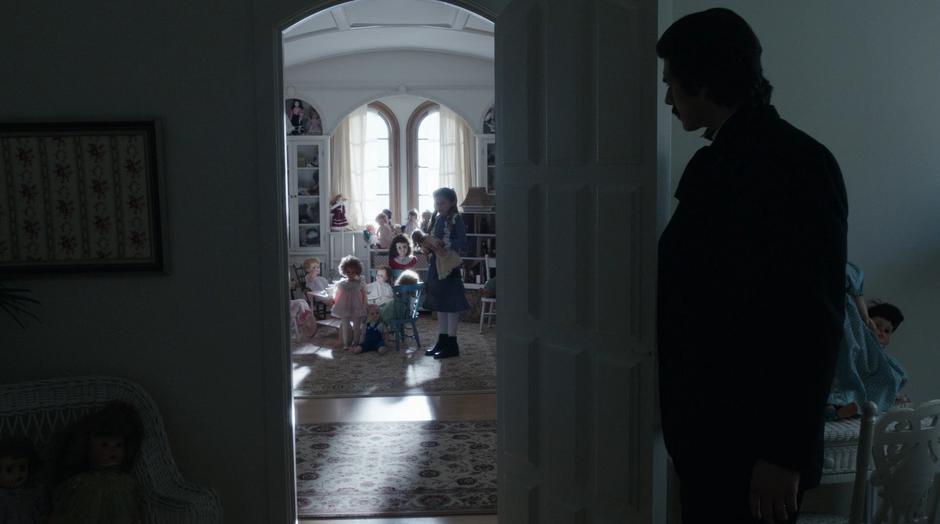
[252,1,672,522]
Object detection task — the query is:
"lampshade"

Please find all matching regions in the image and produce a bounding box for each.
[460,187,494,210]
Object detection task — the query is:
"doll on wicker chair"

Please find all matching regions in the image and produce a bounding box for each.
[51,401,143,524]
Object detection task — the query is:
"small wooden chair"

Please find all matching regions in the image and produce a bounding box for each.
[384,283,425,352]
[479,255,496,333]
[292,263,328,320]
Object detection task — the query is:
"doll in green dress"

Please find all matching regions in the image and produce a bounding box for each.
[50,401,143,524]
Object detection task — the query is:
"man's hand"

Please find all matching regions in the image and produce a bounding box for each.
[750,459,800,524]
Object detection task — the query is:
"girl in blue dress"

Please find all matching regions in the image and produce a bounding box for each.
[423,187,470,359]
[827,262,907,418]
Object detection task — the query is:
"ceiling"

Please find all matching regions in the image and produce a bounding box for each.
[283,0,494,67]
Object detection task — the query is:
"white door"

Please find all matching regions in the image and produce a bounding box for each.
[496,0,660,521]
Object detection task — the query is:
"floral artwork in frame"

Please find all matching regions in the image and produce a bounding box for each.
[0,121,165,272]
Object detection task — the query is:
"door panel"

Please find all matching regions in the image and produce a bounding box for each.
[496,0,658,522]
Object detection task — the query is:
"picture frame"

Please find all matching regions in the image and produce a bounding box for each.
[0,121,165,272]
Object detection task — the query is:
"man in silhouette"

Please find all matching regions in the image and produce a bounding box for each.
[656,9,848,524]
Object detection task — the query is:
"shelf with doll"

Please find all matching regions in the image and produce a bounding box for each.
[287,135,330,253]
[459,187,496,290]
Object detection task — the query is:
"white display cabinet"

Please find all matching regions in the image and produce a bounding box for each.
[287,136,330,254]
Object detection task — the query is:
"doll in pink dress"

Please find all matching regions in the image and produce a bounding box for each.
[331,255,368,350]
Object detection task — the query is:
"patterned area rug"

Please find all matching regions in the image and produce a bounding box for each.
[295,420,498,518]
[292,315,496,398]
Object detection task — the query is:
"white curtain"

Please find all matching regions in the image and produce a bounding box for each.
[439,105,474,207]
[330,105,369,228]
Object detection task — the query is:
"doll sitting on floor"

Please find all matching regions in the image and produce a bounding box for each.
[411,229,461,280]
[0,436,48,524]
[352,305,387,355]
[51,401,143,524]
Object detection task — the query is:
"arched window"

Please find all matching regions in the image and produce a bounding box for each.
[407,101,473,214]
[407,101,439,213]
[364,102,400,219]
[416,108,440,214]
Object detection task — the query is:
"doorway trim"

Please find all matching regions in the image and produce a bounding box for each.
[254,2,500,522]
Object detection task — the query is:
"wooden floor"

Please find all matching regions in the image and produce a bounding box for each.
[295,392,497,523]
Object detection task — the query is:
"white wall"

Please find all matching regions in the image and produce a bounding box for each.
[0,1,505,522]
[669,1,940,405]
[284,50,494,134]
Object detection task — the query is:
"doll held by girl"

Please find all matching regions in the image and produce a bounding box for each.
[331,255,368,350]
[411,229,461,280]
[0,437,47,524]
[50,400,143,524]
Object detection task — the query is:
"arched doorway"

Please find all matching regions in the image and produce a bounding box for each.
[255,0,666,521]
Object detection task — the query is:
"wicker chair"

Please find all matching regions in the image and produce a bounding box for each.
[0,375,222,523]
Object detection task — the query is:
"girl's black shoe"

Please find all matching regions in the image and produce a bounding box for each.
[434,336,460,359]
[425,334,448,356]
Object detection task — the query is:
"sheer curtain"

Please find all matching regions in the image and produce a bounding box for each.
[330,105,368,227]
[439,105,473,206]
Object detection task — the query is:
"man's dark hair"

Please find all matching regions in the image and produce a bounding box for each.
[657,8,773,108]
[869,303,904,332]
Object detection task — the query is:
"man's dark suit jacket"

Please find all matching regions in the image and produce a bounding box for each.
[657,104,848,489]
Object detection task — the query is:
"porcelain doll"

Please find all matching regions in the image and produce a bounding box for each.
[403,209,420,236]
[330,194,349,231]
[331,255,369,350]
[51,401,143,524]
[289,99,306,135]
[0,437,47,524]
[419,210,433,233]
[352,306,387,354]
[366,267,394,307]
[373,213,394,249]
[302,257,332,306]
[387,234,417,271]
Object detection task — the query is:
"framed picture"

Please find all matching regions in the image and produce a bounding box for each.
[0,121,165,272]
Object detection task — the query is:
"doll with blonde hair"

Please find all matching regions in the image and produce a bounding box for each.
[331,255,368,349]
[374,213,394,249]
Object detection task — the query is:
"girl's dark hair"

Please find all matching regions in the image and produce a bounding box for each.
[868,303,904,331]
[387,234,412,260]
[656,8,772,108]
[430,187,460,232]
[338,255,363,277]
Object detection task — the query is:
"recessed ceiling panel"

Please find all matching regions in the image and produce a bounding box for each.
[284,10,339,38]
[343,0,458,27]
[465,13,495,33]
